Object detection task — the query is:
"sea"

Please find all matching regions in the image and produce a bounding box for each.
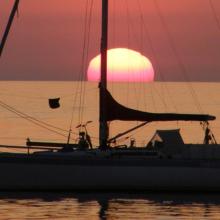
[0,81,220,219]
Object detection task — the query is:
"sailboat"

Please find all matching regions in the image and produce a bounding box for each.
[0,0,220,191]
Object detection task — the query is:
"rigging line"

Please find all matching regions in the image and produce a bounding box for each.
[138,0,178,113]
[124,0,131,107]
[0,101,72,134]
[138,5,149,114]
[0,87,97,100]
[78,0,90,126]
[209,0,220,32]
[80,0,94,125]
[0,101,68,137]
[153,0,203,113]
[0,101,69,138]
[69,0,90,130]
[60,87,97,99]
[110,0,116,93]
[125,0,131,48]
[125,2,143,113]
[137,0,172,112]
[123,1,141,47]
[112,0,116,47]
[126,1,146,115]
[125,2,151,114]
[0,100,78,136]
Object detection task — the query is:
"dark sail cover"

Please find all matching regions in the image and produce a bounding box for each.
[105,89,216,122]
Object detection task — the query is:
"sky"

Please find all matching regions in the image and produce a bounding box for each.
[1,0,220,81]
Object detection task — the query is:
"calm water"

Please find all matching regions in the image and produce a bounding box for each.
[0,81,220,219]
[0,192,220,219]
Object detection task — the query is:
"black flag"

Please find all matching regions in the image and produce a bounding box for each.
[49,98,60,109]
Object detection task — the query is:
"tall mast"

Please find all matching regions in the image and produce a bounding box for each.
[99,0,109,147]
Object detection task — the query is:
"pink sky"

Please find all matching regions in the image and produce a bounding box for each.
[1,0,220,81]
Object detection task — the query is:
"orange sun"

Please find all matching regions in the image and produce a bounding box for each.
[87,48,154,82]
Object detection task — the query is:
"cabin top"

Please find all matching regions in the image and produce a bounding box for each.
[148,129,184,148]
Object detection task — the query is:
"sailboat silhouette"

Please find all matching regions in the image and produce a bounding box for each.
[0,0,220,191]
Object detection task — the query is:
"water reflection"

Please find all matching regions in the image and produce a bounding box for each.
[0,192,220,219]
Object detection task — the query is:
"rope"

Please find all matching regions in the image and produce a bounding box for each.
[209,0,220,32]
[125,0,131,49]
[80,0,94,126]
[0,87,97,100]
[137,0,174,112]
[68,0,90,132]
[78,0,91,126]
[124,0,132,108]
[153,0,204,114]
[112,0,116,47]
[0,100,78,139]
[0,100,99,142]
[124,1,147,114]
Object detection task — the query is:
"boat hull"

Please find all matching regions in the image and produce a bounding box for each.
[1,155,220,191]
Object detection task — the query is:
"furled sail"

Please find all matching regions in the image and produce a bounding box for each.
[105,89,216,122]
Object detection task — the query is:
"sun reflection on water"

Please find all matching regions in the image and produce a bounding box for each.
[0,193,220,220]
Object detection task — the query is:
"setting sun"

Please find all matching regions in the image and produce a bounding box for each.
[87,48,154,82]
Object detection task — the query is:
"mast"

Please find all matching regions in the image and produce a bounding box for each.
[99,0,109,147]
[98,0,216,147]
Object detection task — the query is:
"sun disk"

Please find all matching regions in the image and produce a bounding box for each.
[87,48,154,82]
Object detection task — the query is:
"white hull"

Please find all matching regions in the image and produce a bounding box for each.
[1,157,220,191]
